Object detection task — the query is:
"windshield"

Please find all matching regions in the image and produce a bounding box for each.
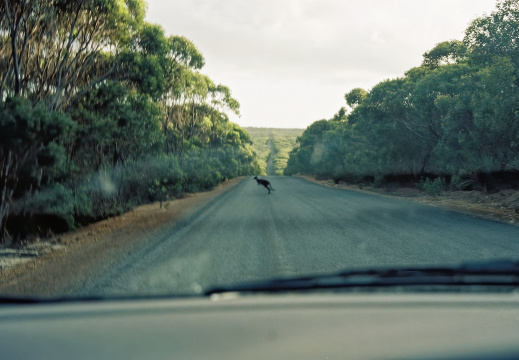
[2,0,519,299]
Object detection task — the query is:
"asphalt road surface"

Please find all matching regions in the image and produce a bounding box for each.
[81,176,519,296]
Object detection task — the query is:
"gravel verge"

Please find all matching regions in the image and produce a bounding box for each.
[0,177,243,297]
[296,175,519,225]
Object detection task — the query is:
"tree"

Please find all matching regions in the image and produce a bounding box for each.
[0,0,146,110]
[464,0,519,72]
[71,81,163,173]
[422,40,467,68]
[0,0,259,243]
[345,88,367,109]
[284,120,334,175]
[0,97,75,241]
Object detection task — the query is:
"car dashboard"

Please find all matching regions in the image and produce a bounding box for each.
[1,292,519,360]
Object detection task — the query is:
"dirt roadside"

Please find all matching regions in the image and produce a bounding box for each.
[0,177,244,297]
[297,175,519,225]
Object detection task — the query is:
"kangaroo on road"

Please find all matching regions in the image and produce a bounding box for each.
[253,176,275,194]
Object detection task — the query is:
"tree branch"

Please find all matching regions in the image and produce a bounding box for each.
[65,64,115,112]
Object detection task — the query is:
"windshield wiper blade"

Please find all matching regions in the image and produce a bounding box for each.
[0,295,110,304]
[205,260,519,295]
[0,296,44,304]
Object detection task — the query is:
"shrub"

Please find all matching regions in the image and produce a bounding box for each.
[422,177,445,196]
[22,184,76,230]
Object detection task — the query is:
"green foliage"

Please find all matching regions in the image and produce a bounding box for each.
[421,178,445,196]
[68,147,258,225]
[450,171,478,191]
[72,81,163,173]
[422,40,467,68]
[284,120,342,176]
[345,88,368,108]
[464,0,519,68]
[245,130,270,174]
[23,184,76,228]
[286,0,519,192]
[0,0,146,108]
[0,97,76,240]
[245,128,303,176]
[0,1,261,243]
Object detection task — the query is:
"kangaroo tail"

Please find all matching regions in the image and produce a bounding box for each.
[269,186,275,191]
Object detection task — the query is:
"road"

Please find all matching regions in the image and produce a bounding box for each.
[79,176,519,296]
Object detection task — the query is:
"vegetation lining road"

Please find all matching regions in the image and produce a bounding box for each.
[285,2,519,196]
[0,1,261,245]
[246,128,303,175]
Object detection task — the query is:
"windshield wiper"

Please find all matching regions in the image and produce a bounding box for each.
[3,260,517,302]
[0,293,202,304]
[205,260,519,295]
[0,294,112,304]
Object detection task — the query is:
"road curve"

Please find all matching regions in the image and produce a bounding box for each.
[80,176,519,296]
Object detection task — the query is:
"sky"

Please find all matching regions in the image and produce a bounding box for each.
[145,0,498,129]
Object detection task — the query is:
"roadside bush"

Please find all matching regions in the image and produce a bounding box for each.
[23,184,75,226]
[451,172,472,191]
[74,156,187,221]
[182,160,223,192]
[14,184,77,237]
[422,177,445,196]
[8,144,258,241]
[118,156,185,204]
[74,174,125,221]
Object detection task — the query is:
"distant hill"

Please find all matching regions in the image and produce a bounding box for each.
[245,127,304,175]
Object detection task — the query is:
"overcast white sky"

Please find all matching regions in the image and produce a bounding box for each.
[145,0,497,129]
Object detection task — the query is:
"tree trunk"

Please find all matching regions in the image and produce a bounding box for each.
[0,150,15,243]
[4,0,23,96]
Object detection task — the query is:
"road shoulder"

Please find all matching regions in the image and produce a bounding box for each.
[0,177,244,297]
[295,175,519,226]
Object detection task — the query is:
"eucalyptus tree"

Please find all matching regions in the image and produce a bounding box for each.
[422,40,467,69]
[0,0,260,243]
[345,88,367,109]
[71,81,163,173]
[0,0,146,110]
[464,0,519,72]
[286,0,519,188]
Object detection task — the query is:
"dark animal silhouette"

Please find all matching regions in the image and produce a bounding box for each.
[254,176,275,194]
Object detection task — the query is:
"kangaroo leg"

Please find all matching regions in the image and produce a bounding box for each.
[263,184,270,194]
